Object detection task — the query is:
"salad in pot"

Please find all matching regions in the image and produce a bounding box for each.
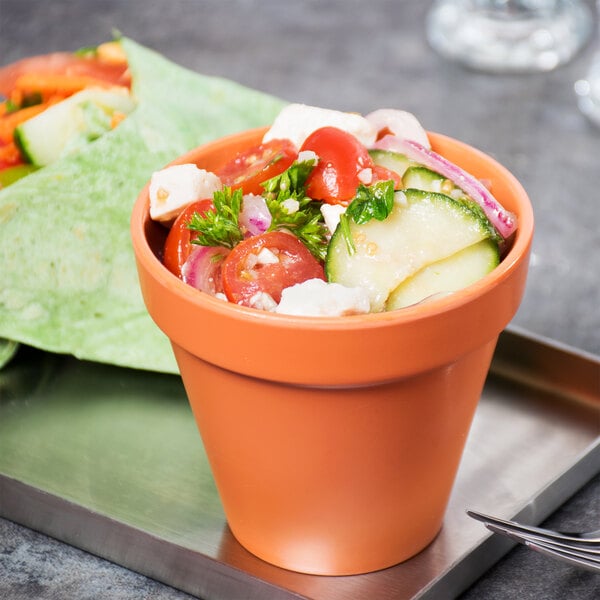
[148,103,518,317]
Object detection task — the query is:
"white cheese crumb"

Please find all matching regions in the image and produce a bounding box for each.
[394,190,408,206]
[263,103,377,149]
[248,291,278,311]
[276,278,371,317]
[281,198,300,214]
[149,164,222,223]
[357,168,373,185]
[297,150,319,163]
[255,247,280,266]
[320,203,347,236]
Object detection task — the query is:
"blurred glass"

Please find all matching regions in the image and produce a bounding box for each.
[426,0,594,73]
[575,1,600,125]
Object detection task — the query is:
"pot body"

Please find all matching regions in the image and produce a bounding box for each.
[173,337,496,575]
[131,127,534,574]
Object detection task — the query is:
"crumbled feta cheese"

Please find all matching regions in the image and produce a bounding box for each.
[394,190,408,206]
[365,108,431,149]
[149,164,222,223]
[248,291,278,311]
[263,104,377,149]
[255,247,279,266]
[281,198,300,214]
[297,150,319,163]
[357,168,373,185]
[320,203,347,235]
[276,279,371,317]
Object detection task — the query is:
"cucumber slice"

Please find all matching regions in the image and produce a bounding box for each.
[385,239,499,310]
[326,189,496,312]
[402,165,462,197]
[403,166,501,244]
[369,149,415,177]
[14,88,135,166]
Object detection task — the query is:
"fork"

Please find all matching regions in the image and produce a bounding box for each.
[467,510,600,572]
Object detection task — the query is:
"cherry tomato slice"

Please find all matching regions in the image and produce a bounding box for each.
[222,231,325,306]
[300,126,373,205]
[163,199,214,278]
[216,139,297,195]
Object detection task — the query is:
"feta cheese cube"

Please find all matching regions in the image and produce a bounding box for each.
[365,109,431,149]
[149,164,222,223]
[276,278,371,317]
[263,103,377,149]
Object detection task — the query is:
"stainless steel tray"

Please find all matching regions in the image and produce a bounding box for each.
[0,327,598,600]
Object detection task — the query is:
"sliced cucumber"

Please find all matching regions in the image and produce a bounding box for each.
[14,88,135,167]
[326,189,497,312]
[402,165,462,197]
[368,149,415,177]
[385,239,499,310]
[403,166,501,244]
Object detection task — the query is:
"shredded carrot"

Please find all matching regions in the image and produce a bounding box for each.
[10,73,126,104]
[0,102,51,143]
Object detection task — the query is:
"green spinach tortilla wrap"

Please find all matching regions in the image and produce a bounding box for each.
[0,37,286,372]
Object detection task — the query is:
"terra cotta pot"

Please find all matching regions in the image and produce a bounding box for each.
[131,127,533,575]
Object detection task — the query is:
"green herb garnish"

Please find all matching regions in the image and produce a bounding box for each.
[345,180,395,224]
[262,157,329,261]
[187,186,244,249]
[340,179,396,255]
[261,157,315,196]
[185,157,330,261]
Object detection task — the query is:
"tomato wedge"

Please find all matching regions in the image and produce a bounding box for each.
[163,199,214,278]
[222,231,325,306]
[300,126,373,205]
[216,139,297,195]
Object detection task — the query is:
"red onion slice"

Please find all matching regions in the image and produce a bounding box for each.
[374,135,518,239]
[182,246,230,295]
[239,194,272,237]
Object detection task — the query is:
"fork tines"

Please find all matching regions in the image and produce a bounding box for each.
[467,510,600,572]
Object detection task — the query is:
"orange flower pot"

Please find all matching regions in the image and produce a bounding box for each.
[131,127,534,575]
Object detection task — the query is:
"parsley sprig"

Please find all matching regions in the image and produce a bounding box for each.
[187,187,244,249]
[346,180,395,224]
[187,156,330,261]
[261,157,329,261]
[339,179,395,255]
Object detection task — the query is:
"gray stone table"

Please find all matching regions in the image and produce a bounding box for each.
[0,1,599,599]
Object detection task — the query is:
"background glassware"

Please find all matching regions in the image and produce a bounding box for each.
[426,0,595,73]
[575,1,600,125]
